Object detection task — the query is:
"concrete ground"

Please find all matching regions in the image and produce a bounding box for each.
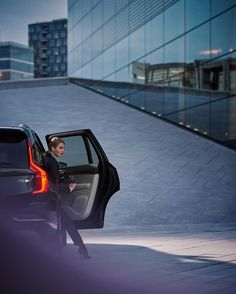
[0,81,235,225]
[0,80,236,293]
[66,224,236,294]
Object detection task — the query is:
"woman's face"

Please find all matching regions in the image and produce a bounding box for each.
[52,142,65,157]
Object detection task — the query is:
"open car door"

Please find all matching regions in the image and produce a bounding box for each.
[45,129,119,229]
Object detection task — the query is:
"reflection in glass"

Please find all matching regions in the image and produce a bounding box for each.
[230,57,236,92]
[183,103,210,135]
[92,54,104,80]
[81,63,91,79]
[145,13,163,55]
[164,37,185,87]
[115,36,129,71]
[115,65,130,83]
[186,0,210,31]
[164,0,185,42]
[103,46,115,78]
[211,7,236,58]
[145,47,164,85]
[211,0,236,17]
[211,98,230,141]
[130,26,145,63]
[186,23,210,66]
[228,96,236,145]
[145,87,164,115]
[186,22,211,106]
[129,89,145,109]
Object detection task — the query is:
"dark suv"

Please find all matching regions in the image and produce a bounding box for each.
[0,124,119,230]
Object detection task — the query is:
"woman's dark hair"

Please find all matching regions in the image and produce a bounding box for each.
[48,137,65,151]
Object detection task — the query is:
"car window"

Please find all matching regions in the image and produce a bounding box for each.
[0,130,28,169]
[58,135,99,167]
[32,132,45,165]
[87,139,99,164]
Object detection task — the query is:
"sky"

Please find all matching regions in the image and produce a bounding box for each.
[0,0,67,45]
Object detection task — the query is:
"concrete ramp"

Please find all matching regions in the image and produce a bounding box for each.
[0,82,235,226]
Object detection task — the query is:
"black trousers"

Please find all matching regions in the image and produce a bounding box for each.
[59,207,87,252]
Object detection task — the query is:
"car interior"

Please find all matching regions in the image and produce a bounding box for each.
[55,134,100,221]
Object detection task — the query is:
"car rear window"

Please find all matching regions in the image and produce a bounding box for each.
[0,129,28,169]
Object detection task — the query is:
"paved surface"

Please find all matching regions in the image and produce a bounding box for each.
[0,82,235,225]
[62,224,236,294]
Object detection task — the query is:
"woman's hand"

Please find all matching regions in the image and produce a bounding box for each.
[69,182,77,192]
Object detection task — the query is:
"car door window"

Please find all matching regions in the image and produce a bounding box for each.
[32,133,45,165]
[87,139,99,164]
[58,135,99,167]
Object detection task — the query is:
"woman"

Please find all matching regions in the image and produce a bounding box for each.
[43,137,90,259]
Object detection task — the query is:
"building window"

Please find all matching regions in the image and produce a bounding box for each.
[56,39,62,47]
[53,48,60,55]
[53,31,59,39]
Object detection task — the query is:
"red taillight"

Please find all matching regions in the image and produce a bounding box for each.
[27,139,49,194]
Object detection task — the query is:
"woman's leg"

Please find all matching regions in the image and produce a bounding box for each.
[60,209,90,258]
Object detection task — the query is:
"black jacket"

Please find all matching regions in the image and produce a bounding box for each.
[42,151,70,194]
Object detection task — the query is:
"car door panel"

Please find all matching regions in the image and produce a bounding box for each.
[63,173,99,221]
[59,164,99,176]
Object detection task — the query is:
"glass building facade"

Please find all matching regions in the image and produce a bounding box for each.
[68,0,236,149]
[29,19,67,78]
[0,42,34,81]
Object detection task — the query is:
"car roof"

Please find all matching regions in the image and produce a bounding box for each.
[0,124,32,132]
[0,124,37,144]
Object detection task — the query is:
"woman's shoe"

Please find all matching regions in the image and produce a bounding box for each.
[79,247,91,259]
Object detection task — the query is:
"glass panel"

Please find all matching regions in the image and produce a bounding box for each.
[103,0,116,23]
[115,36,129,71]
[145,13,164,54]
[227,96,236,146]
[211,0,236,17]
[211,98,231,141]
[211,7,236,58]
[164,0,185,43]
[56,39,62,47]
[49,39,55,47]
[201,51,236,96]
[91,54,104,80]
[142,47,164,86]
[134,47,165,114]
[186,0,210,31]
[114,66,131,99]
[81,63,92,79]
[130,26,145,63]
[145,87,165,115]
[164,36,185,89]
[186,23,210,65]
[59,136,89,167]
[163,36,185,115]
[166,103,211,135]
[186,23,211,107]
[103,46,115,78]
[231,59,236,92]
[115,65,130,83]
[91,28,103,58]
[88,138,99,164]
[103,74,116,97]
[129,89,145,109]
[0,131,28,169]
[131,60,146,85]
